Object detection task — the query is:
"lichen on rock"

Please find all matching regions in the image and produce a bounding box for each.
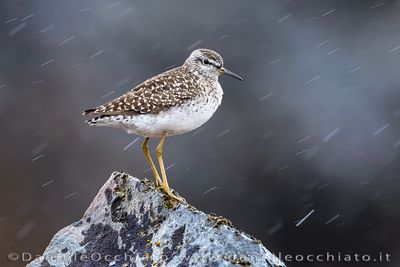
[27,171,285,267]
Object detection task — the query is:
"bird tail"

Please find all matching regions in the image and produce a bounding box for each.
[82,108,96,115]
[85,115,106,125]
[85,115,129,127]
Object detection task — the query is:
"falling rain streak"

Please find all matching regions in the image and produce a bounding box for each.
[323,128,340,142]
[373,124,389,135]
[123,137,141,151]
[295,209,315,227]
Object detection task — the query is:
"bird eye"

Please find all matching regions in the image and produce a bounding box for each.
[202,58,210,65]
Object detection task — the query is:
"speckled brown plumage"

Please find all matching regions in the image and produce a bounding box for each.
[83,48,242,138]
[84,66,205,115]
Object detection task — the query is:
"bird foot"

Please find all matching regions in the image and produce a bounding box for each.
[168,192,185,203]
[162,187,185,204]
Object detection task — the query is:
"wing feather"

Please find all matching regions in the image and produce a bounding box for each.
[83,67,200,116]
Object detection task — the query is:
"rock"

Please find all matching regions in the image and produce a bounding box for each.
[27,171,285,267]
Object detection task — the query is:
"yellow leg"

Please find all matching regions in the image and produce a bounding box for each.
[156,133,169,189]
[141,137,162,187]
[156,133,184,202]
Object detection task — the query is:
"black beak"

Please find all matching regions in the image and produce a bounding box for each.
[220,67,243,81]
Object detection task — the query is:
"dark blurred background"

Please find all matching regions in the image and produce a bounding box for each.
[1,0,400,266]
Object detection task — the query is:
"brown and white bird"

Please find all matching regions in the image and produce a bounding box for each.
[83,48,243,202]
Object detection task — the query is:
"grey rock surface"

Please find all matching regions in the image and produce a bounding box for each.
[27,171,285,267]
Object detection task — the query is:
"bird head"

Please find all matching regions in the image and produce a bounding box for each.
[184,48,243,81]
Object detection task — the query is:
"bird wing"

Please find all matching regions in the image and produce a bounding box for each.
[83,68,199,115]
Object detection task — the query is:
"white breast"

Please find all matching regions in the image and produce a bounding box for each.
[120,82,224,138]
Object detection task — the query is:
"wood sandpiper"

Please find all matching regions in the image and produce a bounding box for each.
[83,48,243,202]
